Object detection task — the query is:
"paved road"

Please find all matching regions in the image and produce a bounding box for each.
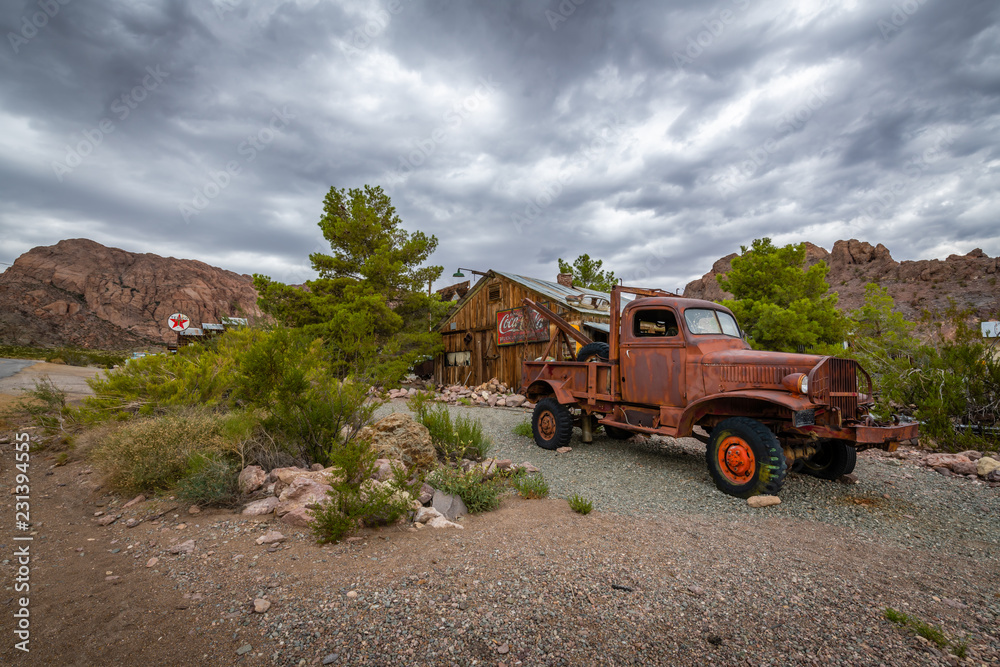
[0,358,39,379]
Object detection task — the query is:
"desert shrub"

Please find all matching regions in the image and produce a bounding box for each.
[406,390,437,421]
[567,493,593,514]
[512,420,533,437]
[847,287,1000,452]
[17,377,69,435]
[416,405,490,461]
[92,409,261,494]
[512,473,549,499]
[310,441,419,544]
[427,466,502,513]
[884,607,966,656]
[0,345,125,369]
[176,453,242,507]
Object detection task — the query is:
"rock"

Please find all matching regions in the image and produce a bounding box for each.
[497,643,510,655]
[418,483,434,505]
[0,238,262,349]
[951,460,979,476]
[987,469,1000,482]
[838,473,859,485]
[414,506,442,524]
[555,447,572,453]
[346,590,358,599]
[279,506,314,527]
[96,515,118,526]
[322,654,339,665]
[496,459,513,470]
[356,413,437,471]
[976,456,1000,477]
[236,644,253,656]
[187,505,201,515]
[253,598,271,613]
[934,467,952,477]
[432,490,468,520]
[519,462,540,474]
[122,494,146,509]
[957,450,983,461]
[311,463,325,471]
[506,394,526,408]
[167,540,195,554]
[747,495,781,508]
[242,497,280,516]
[255,531,286,545]
[372,458,404,482]
[146,557,158,568]
[278,477,333,505]
[925,453,973,470]
[427,515,464,530]
[238,465,267,494]
[124,518,138,528]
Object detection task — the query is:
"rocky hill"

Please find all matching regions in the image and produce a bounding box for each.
[0,239,262,349]
[684,239,1000,322]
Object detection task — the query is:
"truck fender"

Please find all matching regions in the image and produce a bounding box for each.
[677,390,814,434]
[524,380,576,405]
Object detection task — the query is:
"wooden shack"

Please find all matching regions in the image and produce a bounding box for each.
[434,271,612,388]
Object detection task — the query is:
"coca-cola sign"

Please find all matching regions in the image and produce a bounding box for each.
[497,307,549,346]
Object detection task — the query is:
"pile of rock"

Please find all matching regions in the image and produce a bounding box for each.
[386,377,533,410]
[919,451,1000,486]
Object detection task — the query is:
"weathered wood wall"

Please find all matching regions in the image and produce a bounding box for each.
[434,274,610,389]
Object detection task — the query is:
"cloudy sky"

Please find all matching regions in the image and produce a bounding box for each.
[1,0,998,293]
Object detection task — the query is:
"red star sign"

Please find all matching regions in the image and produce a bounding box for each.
[169,315,189,331]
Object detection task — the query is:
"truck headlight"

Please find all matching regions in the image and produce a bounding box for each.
[798,375,809,395]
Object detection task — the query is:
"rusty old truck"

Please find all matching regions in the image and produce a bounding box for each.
[519,285,918,498]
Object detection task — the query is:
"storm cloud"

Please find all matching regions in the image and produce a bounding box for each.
[1,0,997,292]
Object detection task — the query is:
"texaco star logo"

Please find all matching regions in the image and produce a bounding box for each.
[167,313,190,332]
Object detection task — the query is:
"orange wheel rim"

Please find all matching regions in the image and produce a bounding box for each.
[539,412,556,439]
[718,436,755,484]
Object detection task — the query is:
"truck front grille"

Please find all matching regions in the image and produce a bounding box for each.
[813,358,859,419]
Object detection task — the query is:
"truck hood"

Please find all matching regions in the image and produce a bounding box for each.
[700,348,825,370]
[700,348,824,394]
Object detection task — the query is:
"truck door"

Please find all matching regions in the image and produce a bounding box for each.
[620,307,686,409]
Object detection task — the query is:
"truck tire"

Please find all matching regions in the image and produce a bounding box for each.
[532,398,573,450]
[602,424,633,440]
[576,342,610,362]
[801,440,857,480]
[706,417,788,498]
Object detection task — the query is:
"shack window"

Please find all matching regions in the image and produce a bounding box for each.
[633,309,679,337]
[446,351,471,367]
[488,284,501,301]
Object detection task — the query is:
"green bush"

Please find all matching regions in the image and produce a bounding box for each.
[512,420,533,437]
[884,607,966,656]
[309,441,419,544]
[513,473,549,499]
[176,453,242,507]
[427,466,502,513]
[567,493,593,514]
[0,345,125,369]
[847,287,1000,452]
[92,409,258,495]
[416,405,490,461]
[406,390,437,421]
[18,377,70,435]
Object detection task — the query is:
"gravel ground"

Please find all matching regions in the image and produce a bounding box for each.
[6,401,999,666]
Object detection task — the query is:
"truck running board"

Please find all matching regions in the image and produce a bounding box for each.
[597,418,673,437]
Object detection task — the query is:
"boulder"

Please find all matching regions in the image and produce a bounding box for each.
[957,450,983,461]
[417,483,435,505]
[414,506,442,524]
[924,453,973,471]
[356,413,437,471]
[432,490,467,520]
[976,456,1000,478]
[506,394,527,408]
[238,465,267,494]
[242,497,280,516]
[276,477,333,521]
[951,460,979,477]
[279,506,314,527]
[255,531,286,545]
[426,515,464,530]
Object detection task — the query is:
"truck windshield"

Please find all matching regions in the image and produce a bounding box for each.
[684,309,741,337]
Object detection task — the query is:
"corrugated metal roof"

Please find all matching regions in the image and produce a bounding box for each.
[202,323,225,331]
[492,271,611,316]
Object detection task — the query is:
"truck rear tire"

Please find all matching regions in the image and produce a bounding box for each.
[532,398,573,450]
[706,417,788,498]
[801,440,857,480]
[576,342,610,362]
